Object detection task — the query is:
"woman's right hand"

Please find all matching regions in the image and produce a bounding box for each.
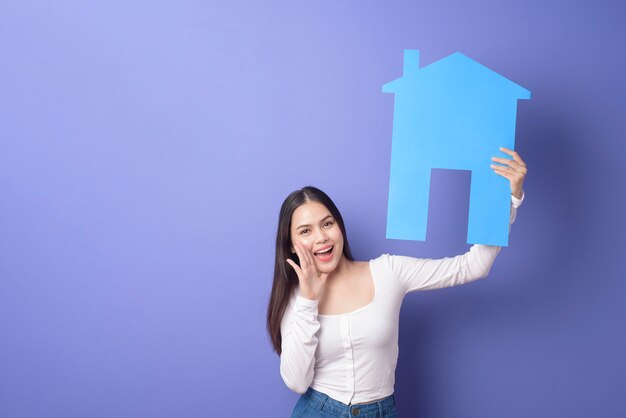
[286,242,328,300]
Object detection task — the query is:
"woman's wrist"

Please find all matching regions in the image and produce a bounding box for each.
[300,291,318,301]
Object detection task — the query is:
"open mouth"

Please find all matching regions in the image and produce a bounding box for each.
[314,246,334,260]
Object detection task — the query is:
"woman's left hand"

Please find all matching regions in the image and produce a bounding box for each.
[491,147,527,199]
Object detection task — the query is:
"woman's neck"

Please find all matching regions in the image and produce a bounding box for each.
[327,255,357,283]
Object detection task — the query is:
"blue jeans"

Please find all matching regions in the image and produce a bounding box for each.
[291,387,397,418]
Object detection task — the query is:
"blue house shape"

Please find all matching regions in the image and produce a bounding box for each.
[383,50,530,246]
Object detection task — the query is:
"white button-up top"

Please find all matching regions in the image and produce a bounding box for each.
[279,193,524,405]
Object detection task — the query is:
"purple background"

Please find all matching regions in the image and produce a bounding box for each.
[1,1,624,417]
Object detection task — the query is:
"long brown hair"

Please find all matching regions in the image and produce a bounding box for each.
[266,186,354,354]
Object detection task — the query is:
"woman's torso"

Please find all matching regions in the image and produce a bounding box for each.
[316,260,374,316]
[291,255,406,405]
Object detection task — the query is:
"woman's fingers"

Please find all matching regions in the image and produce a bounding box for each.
[491,167,514,181]
[298,242,312,270]
[285,258,302,280]
[490,156,525,172]
[490,164,515,175]
[304,245,316,268]
[498,147,527,167]
[291,242,325,282]
[491,163,525,178]
[492,152,525,198]
[294,243,308,271]
[491,164,525,182]
[295,242,317,278]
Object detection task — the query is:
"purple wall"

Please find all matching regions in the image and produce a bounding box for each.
[1,1,624,417]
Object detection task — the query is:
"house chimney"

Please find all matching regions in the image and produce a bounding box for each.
[403,49,419,75]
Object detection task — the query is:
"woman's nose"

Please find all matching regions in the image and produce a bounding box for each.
[315,229,328,243]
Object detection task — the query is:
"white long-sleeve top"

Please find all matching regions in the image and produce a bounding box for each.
[279,192,524,405]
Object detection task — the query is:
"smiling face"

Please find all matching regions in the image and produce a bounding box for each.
[290,200,345,274]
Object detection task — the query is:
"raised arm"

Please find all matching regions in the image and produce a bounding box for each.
[389,191,524,294]
[279,294,320,394]
[279,242,328,393]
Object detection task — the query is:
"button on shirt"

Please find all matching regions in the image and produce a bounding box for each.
[279,192,524,405]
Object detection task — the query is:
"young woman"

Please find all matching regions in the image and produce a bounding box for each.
[267,148,527,417]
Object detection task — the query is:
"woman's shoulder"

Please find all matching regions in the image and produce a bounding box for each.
[366,254,395,277]
[369,253,392,265]
[369,253,426,277]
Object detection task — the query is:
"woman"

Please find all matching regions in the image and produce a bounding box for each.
[267,148,527,417]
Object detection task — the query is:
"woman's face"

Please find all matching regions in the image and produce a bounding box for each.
[289,200,345,274]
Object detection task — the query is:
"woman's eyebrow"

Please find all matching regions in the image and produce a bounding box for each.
[296,215,334,230]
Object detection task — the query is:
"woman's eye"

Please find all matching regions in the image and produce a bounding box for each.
[324,221,333,227]
[300,229,309,235]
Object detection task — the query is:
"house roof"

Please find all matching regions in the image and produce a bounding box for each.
[383,50,531,100]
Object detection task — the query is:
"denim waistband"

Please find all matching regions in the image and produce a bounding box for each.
[304,387,396,417]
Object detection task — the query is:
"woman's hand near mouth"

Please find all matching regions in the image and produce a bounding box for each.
[286,242,328,301]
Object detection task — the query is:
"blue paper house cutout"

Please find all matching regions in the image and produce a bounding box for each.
[383,50,530,246]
